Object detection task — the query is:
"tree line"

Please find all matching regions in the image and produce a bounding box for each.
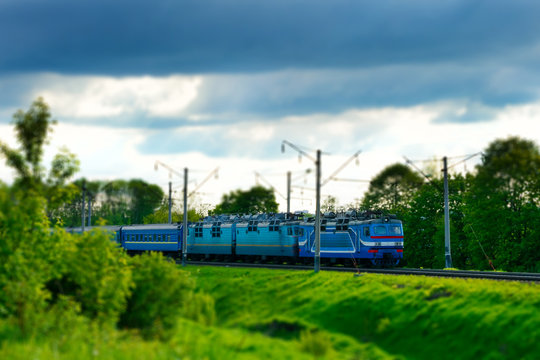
[358,137,540,272]
[2,98,539,272]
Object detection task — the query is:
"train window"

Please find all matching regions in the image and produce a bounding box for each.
[212,226,221,238]
[167,235,171,242]
[248,221,258,232]
[363,227,370,237]
[195,226,203,238]
[287,227,292,235]
[390,226,402,235]
[374,226,387,235]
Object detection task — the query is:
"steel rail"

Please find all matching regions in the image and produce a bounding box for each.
[183,261,540,282]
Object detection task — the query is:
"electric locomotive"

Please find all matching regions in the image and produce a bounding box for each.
[298,211,403,266]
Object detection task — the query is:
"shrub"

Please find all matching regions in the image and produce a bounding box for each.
[119,252,215,339]
[55,229,133,324]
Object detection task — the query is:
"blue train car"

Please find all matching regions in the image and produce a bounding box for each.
[235,213,299,258]
[187,216,235,256]
[119,224,182,255]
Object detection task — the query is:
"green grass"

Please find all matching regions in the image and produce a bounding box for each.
[189,266,540,360]
[1,266,538,359]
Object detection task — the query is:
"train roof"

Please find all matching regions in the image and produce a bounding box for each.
[196,212,302,225]
[65,225,122,233]
[300,210,401,224]
[120,223,182,231]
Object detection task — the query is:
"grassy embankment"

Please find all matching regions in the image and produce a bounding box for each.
[1,266,538,359]
[189,266,540,360]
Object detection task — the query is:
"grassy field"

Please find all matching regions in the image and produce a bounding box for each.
[189,266,540,360]
[1,266,539,359]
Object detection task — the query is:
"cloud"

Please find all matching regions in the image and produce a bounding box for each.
[2,1,540,75]
[5,62,539,130]
[30,74,201,119]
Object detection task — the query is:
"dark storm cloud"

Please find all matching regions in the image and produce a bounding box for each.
[2,0,540,130]
[1,0,540,75]
[186,64,540,121]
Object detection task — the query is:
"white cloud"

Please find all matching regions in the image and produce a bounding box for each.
[32,74,202,119]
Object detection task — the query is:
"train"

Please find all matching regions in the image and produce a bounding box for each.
[68,211,404,266]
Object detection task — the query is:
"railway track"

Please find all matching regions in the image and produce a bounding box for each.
[183,260,540,282]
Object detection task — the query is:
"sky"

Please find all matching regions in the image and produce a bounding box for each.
[1,0,540,213]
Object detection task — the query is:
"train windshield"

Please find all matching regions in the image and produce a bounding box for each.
[373,226,387,235]
[389,225,402,235]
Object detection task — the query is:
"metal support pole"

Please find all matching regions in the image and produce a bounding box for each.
[287,171,291,218]
[182,168,188,266]
[168,181,172,224]
[314,150,321,273]
[443,156,453,268]
[81,180,86,232]
[87,194,92,227]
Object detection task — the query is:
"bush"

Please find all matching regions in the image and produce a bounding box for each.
[51,228,133,324]
[119,252,215,339]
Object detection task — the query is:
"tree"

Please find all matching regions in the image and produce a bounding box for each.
[128,179,165,224]
[211,185,278,215]
[143,204,202,224]
[402,174,471,269]
[60,179,165,226]
[0,98,80,219]
[464,136,540,271]
[361,163,424,214]
[321,195,337,213]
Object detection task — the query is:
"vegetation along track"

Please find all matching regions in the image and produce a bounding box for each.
[183,260,540,282]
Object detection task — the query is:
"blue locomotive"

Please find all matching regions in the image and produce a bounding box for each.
[298,211,404,266]
[111,211,403,266]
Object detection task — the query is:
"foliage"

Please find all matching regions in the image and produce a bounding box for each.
[211,185,278,215]
[464,136,540,271]
[0,184,214,347]
[51,229,133,324]
[119,252,215,339]
[321,195,337,213]
[402,174,471,269]
[59,178,165,226]
[0,98,80,219]
[143,204,202,224]
[361,163,424,214]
